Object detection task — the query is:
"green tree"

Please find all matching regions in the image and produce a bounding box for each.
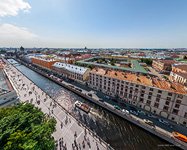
[140,58,153,65]
[0,103,56,150]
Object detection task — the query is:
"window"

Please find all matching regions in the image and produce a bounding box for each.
[158,90,162,94]
[163,106,169,111]
[178,95,183,99]
[146,100,151,105]
[142,86,146,89]
[156,98,160,102]
[139,98,143,102]
[175,104,180,108]
[150,88,153,91]
[141,94,144,97]
[176,100,181,104]
[154,103,159,108]
[172,109,179,115]
[157,94,161,98]
[149,92,152,95]
[166,97,171,101]
[136,85,139,88]
[184,112,187,119]
[168,93,172,96]
[133,96,137,100]
[148,96,152,99]
[165,101,170,105]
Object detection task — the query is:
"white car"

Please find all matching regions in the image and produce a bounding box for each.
[122,109,129,114]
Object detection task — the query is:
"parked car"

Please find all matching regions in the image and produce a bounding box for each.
[138,110,146,115]
[158,119,173,128]
[147,114,157,119]
[114,105,121,110]
[88,93,92,97]
[143,119,155,127]
[158,119,169,125]
[104,95,110,99]
[122,109,129,114]
[130,110,139,116]
[99,99,104,102]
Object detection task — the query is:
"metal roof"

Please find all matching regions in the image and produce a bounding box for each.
[53,62,89,75]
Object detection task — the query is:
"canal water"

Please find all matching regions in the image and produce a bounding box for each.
[10,60,177,150]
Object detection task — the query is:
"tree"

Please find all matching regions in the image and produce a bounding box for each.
[140,58,153,65]
[0,103,56,150]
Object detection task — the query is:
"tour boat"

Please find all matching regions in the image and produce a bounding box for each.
[172,132,187,143]
[75,101,90,113]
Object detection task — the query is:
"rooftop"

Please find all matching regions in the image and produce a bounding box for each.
[154,59,176,65]
[32,56,57,62]
[90,68,187,95]
[77,57,148,74]
[53,62,89,75]
[173,64,187,72]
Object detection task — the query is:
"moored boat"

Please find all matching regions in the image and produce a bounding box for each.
[75,101,90,113]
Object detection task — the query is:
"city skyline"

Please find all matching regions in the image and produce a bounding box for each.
[0,0,187,48]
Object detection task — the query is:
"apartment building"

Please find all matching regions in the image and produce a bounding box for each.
[89,68,187,125]
[52,62,90,82]
[31,57,58,70]
[170,64,187,85]
[152,59,176,72]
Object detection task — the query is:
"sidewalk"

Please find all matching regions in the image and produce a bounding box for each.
[4,63,112,150]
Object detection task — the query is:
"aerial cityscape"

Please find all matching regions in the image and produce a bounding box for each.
[0,0,187,150]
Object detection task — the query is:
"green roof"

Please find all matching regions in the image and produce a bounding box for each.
[77,57,147,74]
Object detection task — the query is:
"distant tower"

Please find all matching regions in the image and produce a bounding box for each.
[20,46,24,53]
[84,46,87,50]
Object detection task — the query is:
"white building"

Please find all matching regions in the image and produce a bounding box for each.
[170,64,187,85]
[52,62,90,82]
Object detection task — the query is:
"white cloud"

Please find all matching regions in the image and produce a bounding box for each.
[0,0,31,17]
[0,23,37,39]
[0,23,38,47]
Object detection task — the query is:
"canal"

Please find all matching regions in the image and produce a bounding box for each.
[11,60,177,150]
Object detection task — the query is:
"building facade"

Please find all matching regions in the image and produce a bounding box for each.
[152,60,176,72]
[170,64,187,85]
[88,68,187,125]
[31,57,58,70]
[52,62,90,82]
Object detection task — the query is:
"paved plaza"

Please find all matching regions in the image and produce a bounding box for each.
[4,63,111,150]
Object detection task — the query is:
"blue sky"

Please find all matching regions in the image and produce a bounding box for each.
[0,0,187,48]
